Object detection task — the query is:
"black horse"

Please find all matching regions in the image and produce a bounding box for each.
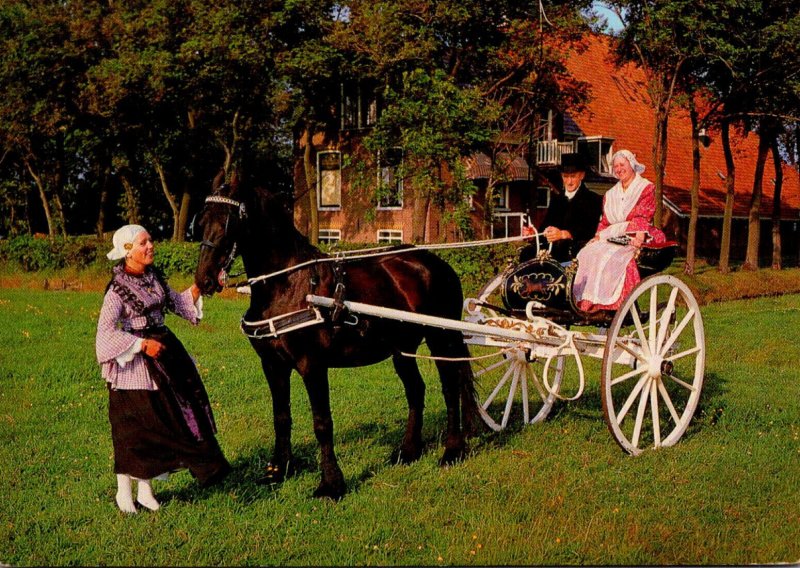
[194,177,480,499]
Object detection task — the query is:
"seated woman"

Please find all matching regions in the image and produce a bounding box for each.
[572,150,666,313]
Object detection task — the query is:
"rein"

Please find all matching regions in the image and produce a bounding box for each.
[202,192,546,288]
[244,233,542,287]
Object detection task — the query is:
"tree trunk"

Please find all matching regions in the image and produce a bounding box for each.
[302,121,319,245]
[119,170,140,225]
[176,188,191,243]
[771,137,783,270]
[96,162,111,237]
[24,159,56,237]
[652,101,669,228]
[742,128,770,270]
[411,190,431,244]
[153,158,180,241]
[718,120,735,273]
[684,106,701,275]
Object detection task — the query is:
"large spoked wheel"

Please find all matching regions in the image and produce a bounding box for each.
[601,274,706,455]
[471,347,565,431]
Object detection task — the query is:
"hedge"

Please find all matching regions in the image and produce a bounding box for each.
[0,235,524,295]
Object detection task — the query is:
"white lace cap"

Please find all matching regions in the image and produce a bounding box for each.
[611,149,645,176]
[107,224,147,260]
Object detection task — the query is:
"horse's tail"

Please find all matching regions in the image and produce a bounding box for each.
[453,341,483,438]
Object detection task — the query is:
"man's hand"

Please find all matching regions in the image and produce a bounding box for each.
[543,226,571,242]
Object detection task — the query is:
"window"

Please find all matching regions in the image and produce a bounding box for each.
[318,229,341,245]
[536,186,551,208]
[377,147,403,209]
[317,151,342,209]
[493,184,510,210]
[341,82,379,130]
[577,136,615,175]
[377,229,403,244]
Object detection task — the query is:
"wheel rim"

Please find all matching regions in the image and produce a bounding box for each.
[471,347,563,431]
[601,275,706,455]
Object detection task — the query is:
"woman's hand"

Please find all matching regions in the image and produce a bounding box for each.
[630,232,646,248]
[141,339,166,358]
[190,283,201,302]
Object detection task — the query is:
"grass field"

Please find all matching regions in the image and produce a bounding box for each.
[1,284,798,566]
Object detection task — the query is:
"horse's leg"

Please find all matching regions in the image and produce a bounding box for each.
[300,367,347,500]
[427,329,469,466]
[390,352,426,464]
[257,357,295,485]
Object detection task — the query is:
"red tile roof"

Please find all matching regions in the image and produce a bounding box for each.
[565,34,800,220]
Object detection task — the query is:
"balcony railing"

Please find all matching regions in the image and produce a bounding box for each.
[536,140,576,166]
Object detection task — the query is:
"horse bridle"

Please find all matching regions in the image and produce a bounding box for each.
[200,193,247,280]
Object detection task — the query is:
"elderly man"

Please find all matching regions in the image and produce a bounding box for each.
[521,152,602,263]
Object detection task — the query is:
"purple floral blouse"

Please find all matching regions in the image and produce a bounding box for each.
[95,264,202,390]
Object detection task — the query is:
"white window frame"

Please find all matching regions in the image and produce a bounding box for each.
[377,147,404,210]
[377,229,403,244]
[318,229,341,245]
[317,151,342,210]
[536,186,551,209]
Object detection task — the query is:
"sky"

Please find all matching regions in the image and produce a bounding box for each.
[592,1,624,32]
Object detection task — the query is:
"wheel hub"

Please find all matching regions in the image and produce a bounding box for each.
[647,356,663,379]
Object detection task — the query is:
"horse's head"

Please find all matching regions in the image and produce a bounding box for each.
[194,176,248,296]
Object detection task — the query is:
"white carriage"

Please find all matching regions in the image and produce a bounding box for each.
[307,238,705,456]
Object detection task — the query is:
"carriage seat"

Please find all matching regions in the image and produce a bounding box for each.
[500,240,680,323]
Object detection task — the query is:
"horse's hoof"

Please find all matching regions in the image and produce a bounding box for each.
[390,445,422,465]
[438,447,466,467]
[312,482,346,501]
[255,462,285,486]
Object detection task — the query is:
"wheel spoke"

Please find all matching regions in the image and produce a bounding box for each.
[610,366,643,387]
[631,379,651,448]
[616,373,649,424]
[664,372,698,392]
[648,285,658,355]
[529,366,547,401]
[666,345,702,362]
[650,379,661,448]
[656,287,679,354]
[629,304,652,358]
[476,357,512,377]
[612,337,648,366]
[657,379,682,424]
[520,367,530,423]
[501,368,521,428]
[482,361,515,409]
[661,308,696,354]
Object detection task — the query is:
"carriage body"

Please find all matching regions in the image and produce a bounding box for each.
[499,241,679,326]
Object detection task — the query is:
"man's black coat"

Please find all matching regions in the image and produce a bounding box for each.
[520,183,603,262]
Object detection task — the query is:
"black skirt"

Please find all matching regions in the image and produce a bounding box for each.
[108,328,230,486]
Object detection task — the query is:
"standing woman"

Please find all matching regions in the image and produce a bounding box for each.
[96,225,230,513]
[572,150,666,313]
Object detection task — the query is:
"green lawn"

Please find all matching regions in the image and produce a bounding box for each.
[0,287,798,566]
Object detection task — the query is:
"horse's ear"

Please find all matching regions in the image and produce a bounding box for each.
[211,169,226,193]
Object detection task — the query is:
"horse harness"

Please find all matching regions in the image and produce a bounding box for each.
[203,194,357,339]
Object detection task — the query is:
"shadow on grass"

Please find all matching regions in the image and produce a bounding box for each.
[158,367,727,506]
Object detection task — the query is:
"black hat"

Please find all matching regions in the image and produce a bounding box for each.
[559,153,588,173]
